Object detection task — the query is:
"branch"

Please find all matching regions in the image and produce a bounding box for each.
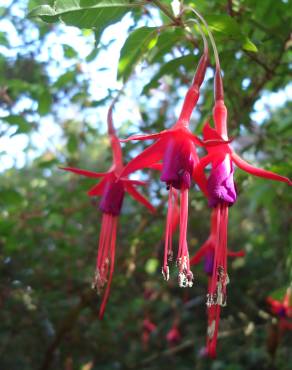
[227,0,234,17]
[244,34,289,106]
[139,323,267,366]
[39,289,97,370]
[150,0,182,25]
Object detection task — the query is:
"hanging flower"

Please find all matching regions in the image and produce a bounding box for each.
[191,64,290,355]
[142,317,157,348]
[120,51,215,287]
[190,208,244,357]
[166,323,182,346]
[196,100,291,191]
[61,104,154,319]
[266,287,292,354]
[267,287,292,320]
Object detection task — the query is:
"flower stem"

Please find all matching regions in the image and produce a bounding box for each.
[183,6,220,71]
[183,7,224,101]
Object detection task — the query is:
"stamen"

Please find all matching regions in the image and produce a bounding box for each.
[163,186,175,280]
[99,215,118,320]
[176,189,194,288]
[162,266,170,281]
[207,320,216,339]
[168,250,173,262]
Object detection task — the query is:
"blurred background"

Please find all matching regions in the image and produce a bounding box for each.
[0,0,291,369]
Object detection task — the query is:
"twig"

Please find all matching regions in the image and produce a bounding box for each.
[39,289,97,370]
[227,0,234,17]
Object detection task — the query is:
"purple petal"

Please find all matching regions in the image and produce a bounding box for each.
[160,136,195,190]
[207,157,237,207]
[204,250,214,276]
[99,180,125,216]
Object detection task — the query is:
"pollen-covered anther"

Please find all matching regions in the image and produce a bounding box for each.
[178,270,194,288]
[216,287,228,306]
[177,256,194,287]
[209,266,229,306]
[216,287,227,307]
[162,266,170,281]
[91,269,105,294]
[207,320,216,339]
[206,293,218,307]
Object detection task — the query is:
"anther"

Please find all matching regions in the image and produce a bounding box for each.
[162,266,170,281]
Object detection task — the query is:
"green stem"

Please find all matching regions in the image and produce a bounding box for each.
[151,0,182,25]
[183,6,220,71]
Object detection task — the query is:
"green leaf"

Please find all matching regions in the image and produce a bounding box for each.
[205,14,258,53]
[149,28,185,63]
[53,70,76,89]
[63,44,78,59]
[67,134,78,153]
[242,37,258,52]
[3,115,32,134]
[38,90,52,115]
[27,5,59,23]
[28,1,136,30]
[118,27,158,81]
[0,189,22,206]
[86,48,100,63]
[142,54,196,95]
[0,31,9,47]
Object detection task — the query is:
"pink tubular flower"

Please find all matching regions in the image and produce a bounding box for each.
[267,287,292,320]
[190,208,245,357]
[120,50,212,287]
[142,318,157,348]
[61,103,155,319]
[188,66,290,357]
[197,102,291,195]
[166,324,181,346]
[267,287,292,338]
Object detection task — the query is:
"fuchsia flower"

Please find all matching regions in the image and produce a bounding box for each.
[267,287,292,337]
[267,287,292,320]
[193,69,291,357]
[61,104,154,319]
[121,50,213,288]
[190,209,245,357]
[197,102,291,196]
[166,324,182,346]
[190,210,245,276]
[142,318,157,348]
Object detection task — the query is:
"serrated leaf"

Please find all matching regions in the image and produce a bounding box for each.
[118,27,158,81]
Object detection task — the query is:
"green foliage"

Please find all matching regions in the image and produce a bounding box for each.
[118,26,158,81]
[205,14,258,52]
[1,0,292,370]
[28,0,135,31]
